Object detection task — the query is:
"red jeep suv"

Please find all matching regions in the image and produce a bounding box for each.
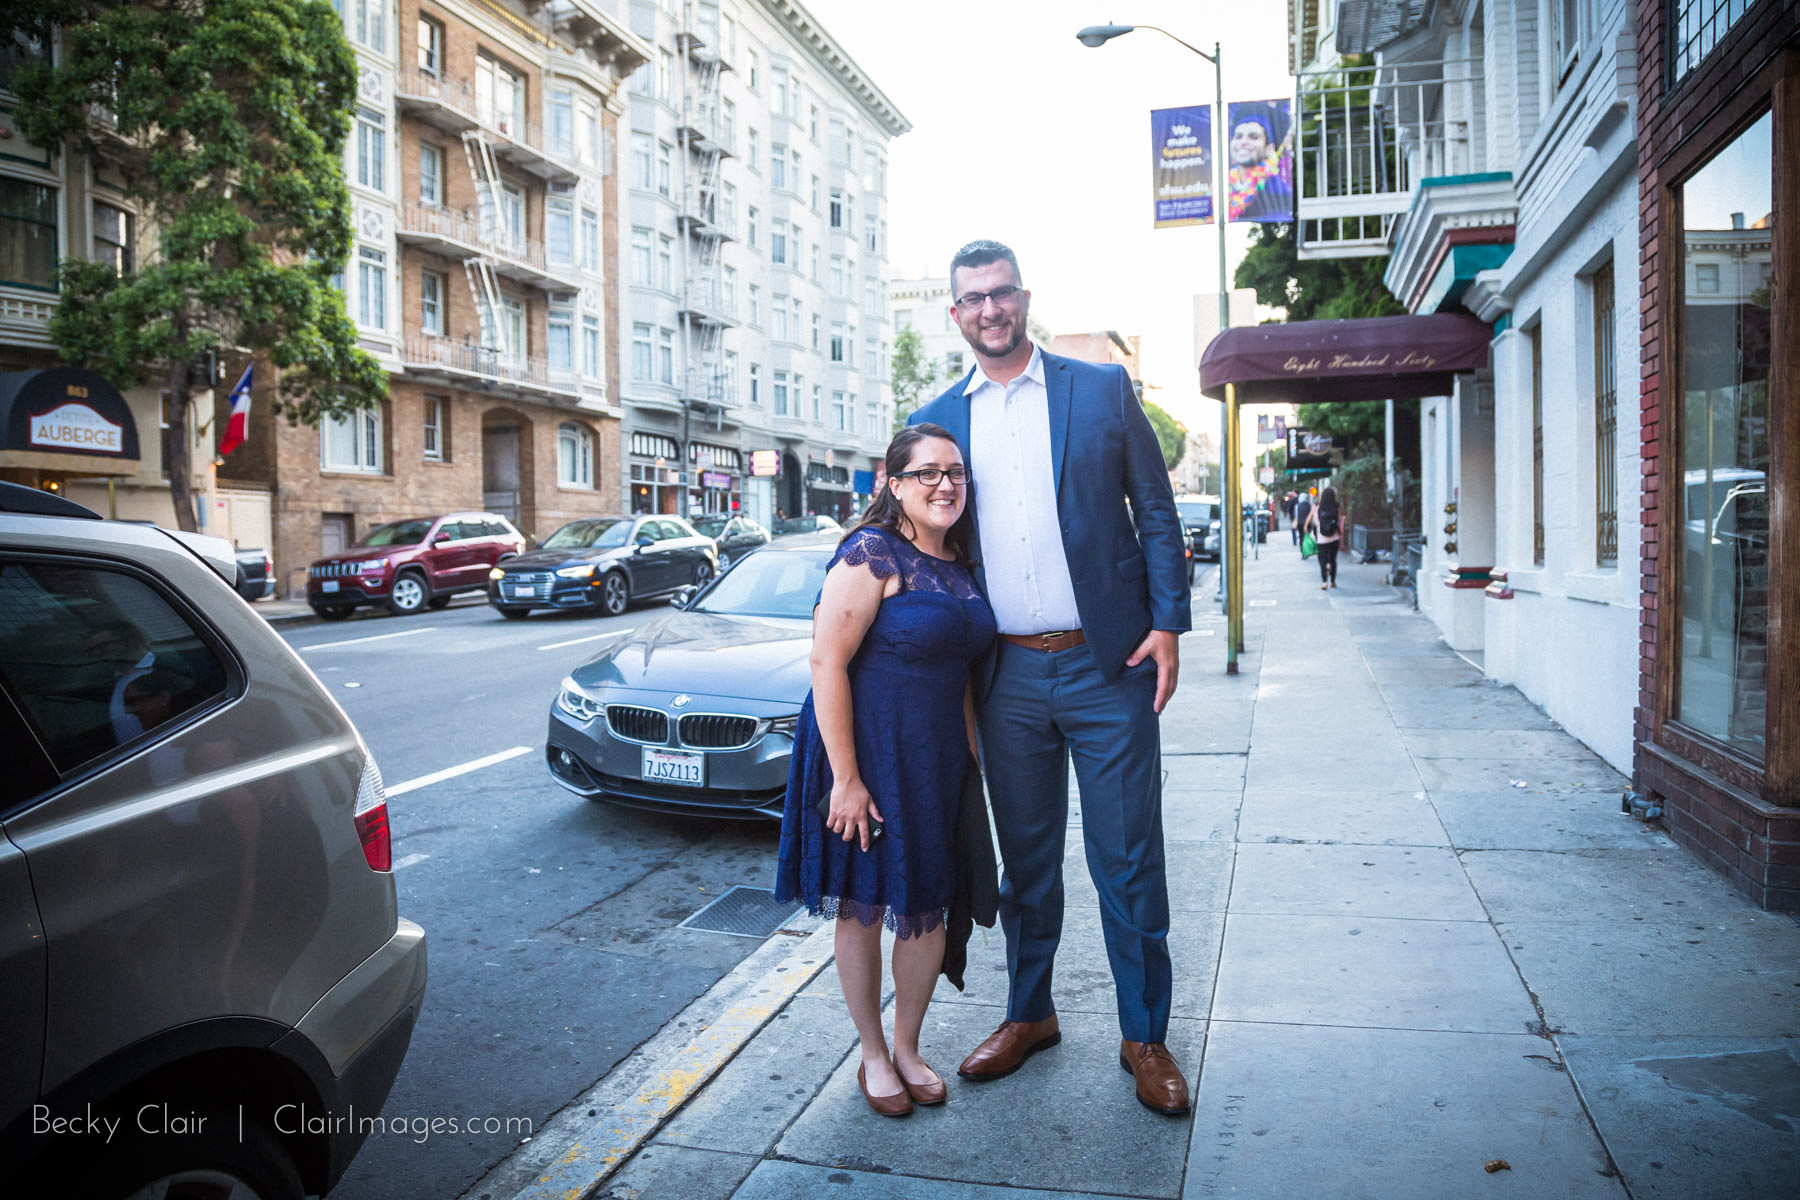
[307,512,526,619]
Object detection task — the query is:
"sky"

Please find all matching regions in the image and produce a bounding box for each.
[797,0,1298,433]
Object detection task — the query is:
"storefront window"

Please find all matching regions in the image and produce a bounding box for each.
[1673,111,1772,759]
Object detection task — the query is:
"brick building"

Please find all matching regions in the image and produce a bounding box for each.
[219,0,650,595]
[1630,0,1796,908]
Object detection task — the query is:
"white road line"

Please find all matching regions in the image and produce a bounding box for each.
[386,746,533,797]
[392,853,431,870]
[301,627,437,651]
[537,631,619,652]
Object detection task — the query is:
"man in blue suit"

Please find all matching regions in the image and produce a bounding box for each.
[910,240,1193,1114]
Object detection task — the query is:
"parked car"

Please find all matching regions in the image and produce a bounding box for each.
[0,481,426,1199]
[305,512,525,620]
[235,546,275,602]
[545,534,837,818]
[1176,496,1222,567]
[1681,467,1767,632]
[489,514,718,619]
[691,514,772,571]
[773,513,843,537]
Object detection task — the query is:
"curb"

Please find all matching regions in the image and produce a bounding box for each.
[459,918,834,1200]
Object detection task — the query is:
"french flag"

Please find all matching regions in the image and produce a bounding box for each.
[219,363,253,456]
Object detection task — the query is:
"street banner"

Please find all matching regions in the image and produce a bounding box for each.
[1151,105,1213,227]
[1286,426,1348,469]
[219,363,253,456]
[1226,99,1295,223]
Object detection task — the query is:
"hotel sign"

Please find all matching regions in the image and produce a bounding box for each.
[30,402,126,454]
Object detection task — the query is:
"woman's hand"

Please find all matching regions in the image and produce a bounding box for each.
[827,775,884,851]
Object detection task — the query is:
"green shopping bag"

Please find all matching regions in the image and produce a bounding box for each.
[1301,530,1317,558]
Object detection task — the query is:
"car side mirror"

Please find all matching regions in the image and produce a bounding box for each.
[670,585,697,608]
[432,533,452,544]
[635,535,655,549]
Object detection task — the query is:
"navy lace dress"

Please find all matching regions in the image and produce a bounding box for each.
[775,526,996,938]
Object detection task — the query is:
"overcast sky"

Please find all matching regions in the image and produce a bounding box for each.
[799,0,1297,431]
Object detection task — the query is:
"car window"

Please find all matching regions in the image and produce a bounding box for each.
[358,519,433,547]
[662,519,697,540]
[543,519,628,549]
[483,520,514,539]
[0,559,231,774]
[692,549,831,619]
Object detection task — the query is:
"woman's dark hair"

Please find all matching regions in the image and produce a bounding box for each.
[847,423,975,563]
[1318,485,1340,514]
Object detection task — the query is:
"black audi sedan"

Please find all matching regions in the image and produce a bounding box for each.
[489,515,718,618]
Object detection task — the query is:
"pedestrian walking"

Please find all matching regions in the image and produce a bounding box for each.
[775,424,998,1118]
[1293,489,1313,550]
[1306,485,1344,588]
[910,239,1195,1115]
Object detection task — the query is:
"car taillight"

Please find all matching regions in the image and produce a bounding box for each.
[353,755,392,872]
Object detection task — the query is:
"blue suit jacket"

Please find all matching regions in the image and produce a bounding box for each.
[910,350,1192,682]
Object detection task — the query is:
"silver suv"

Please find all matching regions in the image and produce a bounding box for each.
[0,483,426,1198]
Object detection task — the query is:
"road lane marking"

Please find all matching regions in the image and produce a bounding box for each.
[301,627,437,651]
[537,631,621,652]
[392,853,430,870]
[385,746,533,797]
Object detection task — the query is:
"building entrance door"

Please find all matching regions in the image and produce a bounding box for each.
[483,425,522,525]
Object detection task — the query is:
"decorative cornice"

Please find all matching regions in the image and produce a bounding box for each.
[757,0,910,137]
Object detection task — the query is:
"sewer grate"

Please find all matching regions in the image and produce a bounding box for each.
[678,885,804,938]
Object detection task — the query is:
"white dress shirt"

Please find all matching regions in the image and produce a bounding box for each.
[966,344,1083,635]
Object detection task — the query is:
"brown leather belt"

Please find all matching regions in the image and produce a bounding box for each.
[1001,629,1087,653]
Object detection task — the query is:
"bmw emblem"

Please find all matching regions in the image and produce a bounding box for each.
[671,694,692,709]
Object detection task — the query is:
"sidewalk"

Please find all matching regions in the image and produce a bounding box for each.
[465,542,1800,1200]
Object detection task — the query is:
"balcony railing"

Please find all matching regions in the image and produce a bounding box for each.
[395,66,574,182]
[680,276,739,327]
[402,336,580,398]
[0,289,57,350]
[1294,59,1483,259]
[397,204,583,290]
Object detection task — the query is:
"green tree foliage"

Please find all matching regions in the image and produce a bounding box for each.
[889,325,937,434]
[10,0,384,530]
[1142,400,1186,472]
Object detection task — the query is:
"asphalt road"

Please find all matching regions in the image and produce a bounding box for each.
[273,596,785,1200]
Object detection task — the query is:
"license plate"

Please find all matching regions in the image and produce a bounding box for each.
[642,747,704,787]
[509,585,540,598]
[322,580,340,593]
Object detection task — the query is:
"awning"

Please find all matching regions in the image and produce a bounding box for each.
[0,367,141,474]
[1199,313,1493,405]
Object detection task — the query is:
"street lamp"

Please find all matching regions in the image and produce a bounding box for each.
[1077,21,1241,674]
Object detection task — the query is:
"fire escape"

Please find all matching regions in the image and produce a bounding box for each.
[676,8,737,431]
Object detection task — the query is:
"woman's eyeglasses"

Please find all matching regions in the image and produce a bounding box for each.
[895,467,970,487]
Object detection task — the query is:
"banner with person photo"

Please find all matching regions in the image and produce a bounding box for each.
[1150,105,1213,227]
[1226,99,1294,223]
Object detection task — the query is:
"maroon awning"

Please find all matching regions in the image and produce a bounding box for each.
[1199,313,1493,404]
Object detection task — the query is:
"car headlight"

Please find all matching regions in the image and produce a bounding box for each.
[557,684,604,722]
[489,566,506,581]
[761,713,801,738]
[556,564,597,579]
[360,558,389,572]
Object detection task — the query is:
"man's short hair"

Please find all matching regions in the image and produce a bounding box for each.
[949,239,1020,289]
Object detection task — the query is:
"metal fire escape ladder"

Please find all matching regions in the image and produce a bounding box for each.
[679,22,731,408]
[461,131,510,361]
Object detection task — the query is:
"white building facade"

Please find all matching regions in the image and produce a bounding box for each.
[1295,0,1642,771]
[611,0,907,528]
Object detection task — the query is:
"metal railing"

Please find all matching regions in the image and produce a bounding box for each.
[401,336,578,396]
[1294,59,1482,256]
[400,203,566,279]
[397,66,549,161]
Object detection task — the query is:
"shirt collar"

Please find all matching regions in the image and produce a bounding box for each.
[964,343,1044,398]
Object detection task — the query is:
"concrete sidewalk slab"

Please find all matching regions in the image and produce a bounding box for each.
[1228,844,1486,921]
[1430,789,1668,850]
[1185,1023,1625,1200]
[1238,787,1449,846]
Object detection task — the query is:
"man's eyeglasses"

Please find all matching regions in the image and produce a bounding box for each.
[895,467,971,487]
[952,285,1024,312]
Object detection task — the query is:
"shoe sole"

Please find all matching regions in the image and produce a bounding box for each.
[1118,1052,1193,1116]
[957,1031,1062,1080]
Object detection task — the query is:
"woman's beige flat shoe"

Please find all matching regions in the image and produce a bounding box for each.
[858,1064,914,1117]
[900,1063,947,1106]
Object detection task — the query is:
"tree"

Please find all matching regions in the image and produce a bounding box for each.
[889,326,938,434]
[1142,400,1186,472]
[10,0,385,531]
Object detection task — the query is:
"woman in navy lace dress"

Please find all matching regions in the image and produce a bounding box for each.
[775,424,996,1117]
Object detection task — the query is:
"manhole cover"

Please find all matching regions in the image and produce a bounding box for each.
[678,885,804,938]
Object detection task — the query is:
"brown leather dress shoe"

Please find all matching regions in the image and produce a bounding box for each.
[899,1062,947,1106]
[858,1063,913,1117]
[957,1015,1062,1080]
[1120,1040,1191,1115]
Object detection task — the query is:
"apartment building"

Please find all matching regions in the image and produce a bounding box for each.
[216,0,649,593]
[1292,0,1643,775]
[612,0,907,527]
[0,35,232,537]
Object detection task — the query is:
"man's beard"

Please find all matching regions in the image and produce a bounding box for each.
[971,318,1025,360]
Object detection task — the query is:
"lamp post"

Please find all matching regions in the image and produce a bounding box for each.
[1077,22,1241,674]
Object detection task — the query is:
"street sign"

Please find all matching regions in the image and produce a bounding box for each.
[750,450,780,477]
[1259,466,1275,484]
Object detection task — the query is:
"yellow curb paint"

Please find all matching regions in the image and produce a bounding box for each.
[514,947,829,1200]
